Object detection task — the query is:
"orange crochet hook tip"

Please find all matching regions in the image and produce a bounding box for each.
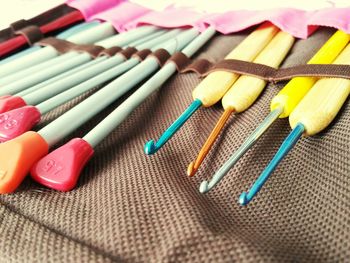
[187,107,234,177]
[0,131,48,193]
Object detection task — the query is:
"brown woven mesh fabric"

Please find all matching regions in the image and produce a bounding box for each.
[0,27,349,262]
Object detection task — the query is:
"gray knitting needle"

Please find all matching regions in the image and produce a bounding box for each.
[0,27,160,95]
[37,28,199,146]
[29,27,216,191]
[0,22,116,77]
[0,30,185,140]
[13,30,167,97]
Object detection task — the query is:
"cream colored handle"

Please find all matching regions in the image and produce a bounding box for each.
[222,31,295,112]
[289,43,350,136]
[192,22,279,107]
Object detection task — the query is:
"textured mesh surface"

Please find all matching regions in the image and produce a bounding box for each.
[1,27,349,262]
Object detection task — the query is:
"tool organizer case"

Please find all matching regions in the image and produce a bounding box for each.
[0,25,349,262]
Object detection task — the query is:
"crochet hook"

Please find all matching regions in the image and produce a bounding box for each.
[201,30,350,193]
[29,28,216,191]
[144,22,280,155]
[0,29,199,193]
[239,43,350,205]
[188,30,295,176]
[0,30,184,141]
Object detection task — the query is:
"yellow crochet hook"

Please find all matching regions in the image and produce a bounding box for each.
[200,30,350,193]
[144,22,279,154]
[239,42,350,205]
[187,30,295,176]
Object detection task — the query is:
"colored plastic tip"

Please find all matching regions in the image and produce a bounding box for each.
[0,95,27,114]
[0,106,41,142]
[200,107,284,194]
[0,131,48,193]
[187,107,234,177]
[238,123,305,206]
[144,99,202,155]
[31,138,94,192]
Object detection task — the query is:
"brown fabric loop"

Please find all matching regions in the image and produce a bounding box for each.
[181,59,215,75]
[132,49,152,61]
[10,19,29,32]
[15,25,43,45]
[99,46,123,57]
[37,37,104,58]
[148,49,171,67]
[119,47,138,60]
[182,58,350,82]
[166,52,192,71]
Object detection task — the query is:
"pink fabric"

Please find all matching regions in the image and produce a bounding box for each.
[66,0,350,39]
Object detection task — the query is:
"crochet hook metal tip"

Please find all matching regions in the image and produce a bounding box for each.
[198,107,283,194]
[144,99,202,155]
[144,140,157,155]
[238,123,305,205]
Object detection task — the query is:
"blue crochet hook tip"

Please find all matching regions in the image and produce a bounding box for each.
[238,192,250,206]
[238,123,305,205]
[144,140,156,155]
[144,99,202,155]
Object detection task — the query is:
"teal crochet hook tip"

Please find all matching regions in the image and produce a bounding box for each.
[144,99,202,155]
[199,180,210,193]
[238,123,305,206]
[238,192,250,205]
[144,140,157,155]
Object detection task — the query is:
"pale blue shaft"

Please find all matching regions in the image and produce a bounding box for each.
[33,30,182,112]
[0,26,160,96]
[0,22,116,77]
[38,29,200,146]
[0,21,100,65]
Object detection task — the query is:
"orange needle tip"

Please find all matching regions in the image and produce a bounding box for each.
[187,161,197,177]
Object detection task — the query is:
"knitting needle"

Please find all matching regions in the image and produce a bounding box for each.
[0,29,167,87]
[30,28,216,191]
[12,30,167,98]
[0,21,116,77]
[0,28,200,193]
[0,29,177,115]
[144,22,280,155]
[0,26,162,96]
[239,43,350,205]
[0,30,184,141]
[188,30,295,177]
[0,10,85,57]
[0,21,100,65]
[200,30,350,193]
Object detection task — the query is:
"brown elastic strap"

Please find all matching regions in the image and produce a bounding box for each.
[99,47,123,57]
[182,58,350,82]
[148,49,171,67]
[15,25,43,45]
[132,49,152,61]
[119,47,138,60]
[166,52,192,71]
[37,37,105,58]
[10,19,29,32]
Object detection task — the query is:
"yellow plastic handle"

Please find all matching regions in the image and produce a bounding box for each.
[192,22,279,107]
[222,31,295,112]
[270,30,350,117]
[289,43,350,136]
